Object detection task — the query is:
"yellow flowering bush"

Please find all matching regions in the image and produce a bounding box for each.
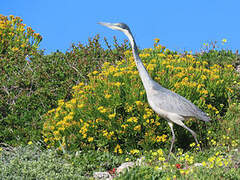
[42,42,239,153]
[0,14,42,58]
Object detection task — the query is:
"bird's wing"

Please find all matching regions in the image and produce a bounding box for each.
[148,82,210,122]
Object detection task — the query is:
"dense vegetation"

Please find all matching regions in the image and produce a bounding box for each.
[0,15,128,145]
[0,15,239,179]
[43,42,239,153]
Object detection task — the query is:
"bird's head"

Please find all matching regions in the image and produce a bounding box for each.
[98,22,135,48]
[98,22,131,34]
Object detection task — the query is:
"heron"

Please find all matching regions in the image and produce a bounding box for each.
[98,22,211,158]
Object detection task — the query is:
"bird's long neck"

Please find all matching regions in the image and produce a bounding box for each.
[125,31,153,90]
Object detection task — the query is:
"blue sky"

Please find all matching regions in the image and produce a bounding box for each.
[2,0,240,54]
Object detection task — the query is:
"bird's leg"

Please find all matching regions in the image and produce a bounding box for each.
[167,122,175,160]
[181,124,202,151]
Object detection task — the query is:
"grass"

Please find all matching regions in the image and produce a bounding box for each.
[0,142,239,179]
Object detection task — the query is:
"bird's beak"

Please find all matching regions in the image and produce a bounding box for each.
[98,22,116,30]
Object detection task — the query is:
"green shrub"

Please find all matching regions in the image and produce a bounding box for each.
[42,43,239,153]
[0,15,129,145]
[0,14,42,58]
[0,14,42,145]
[198,40,238,66]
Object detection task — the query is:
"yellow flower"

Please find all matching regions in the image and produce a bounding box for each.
[158,53,165,57]
[135,101,143,106]
[102,130,108,137]
[202,161,207,167]
[222,38,227,43]
[143,114,148,119]
[225,64,233,69]
[158,157,165,161]
[126,106,133,112]
[186,156,194,164]
[82,133,87,139]
[88,137,94,142]
[56,107,61,113]
[157,149,163,156]
[207,104,212,109]
[210,139,216,145]
[139,53,150,58]
[114,82,121,87]
[179,169,185,175]
[48,109,56,114]
[121,124,128,129]
[201,75,207,80]
[150,59,157,63]
[161,134,167,142]
[98,106,107,113]
[28,141,32,145]
[127,117,138,123]
[223,159,229,166]
[114,144,123,154]
[58,127,65,131]
[147,64,156,71]
[103,62,110,67]
[100,109,107,113]
[190,142,195,147]
[77,104,84,108]
[65,103,73,109]
[12,47,19,51]
[21,43,26,48]
[119,148,123,154]
[227,87,234,93]
[53,131,60,136]
[63,114,73,121]
[231,140,238,147]
[105,94,111,99]
[208,156,215,163]
[78,82,84,86]
[200,89,208,95]
[108,113,116,119]
[134,125,141,131]
[130,149,140,155]
[156,136,162,142]
[177,148,183,156]
[70,98,77,104]
[202,61,208,65]
[166,65,174,69]
[155,122,160,126]
[124,50,131,56]
[182,77,189,82]
[92,70,98,75]
[154,38,160,43]
[9,15,14,19]
[152,152,158,156]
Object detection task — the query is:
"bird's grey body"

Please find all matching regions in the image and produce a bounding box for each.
[147,81,210,122]
[98,22,210,158]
